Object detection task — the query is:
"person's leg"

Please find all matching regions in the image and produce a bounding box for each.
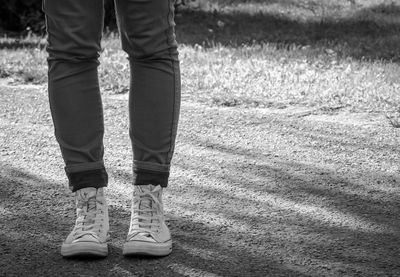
[115,0,181,187]
[114,0,181,256]
[43,0,108,192]
[43,0,109,258]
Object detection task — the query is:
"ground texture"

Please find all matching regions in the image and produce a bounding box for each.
[1,82,400,277]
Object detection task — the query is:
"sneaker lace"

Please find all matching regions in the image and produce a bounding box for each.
[128,186,164,238]
[74,192,105,239]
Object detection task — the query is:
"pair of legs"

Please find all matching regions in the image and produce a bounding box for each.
[43,0,180,257]
[43,0,180,191]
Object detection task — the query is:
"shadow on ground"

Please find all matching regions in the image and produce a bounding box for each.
[2,152,400,276]
[0,165,309,277]
[174,3,400,62]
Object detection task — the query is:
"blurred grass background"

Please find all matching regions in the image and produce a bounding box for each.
[0,0,399,121]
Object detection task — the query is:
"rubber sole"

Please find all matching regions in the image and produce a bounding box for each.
[61,241,108,258]
[122,240,172,257]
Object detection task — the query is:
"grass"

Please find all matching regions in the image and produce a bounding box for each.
[0,36,47,83]
[0,0,400,121]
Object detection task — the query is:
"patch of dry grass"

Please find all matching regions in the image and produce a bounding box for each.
[1,35,399,115]
[99,30,400,114]
[177,43,400,113]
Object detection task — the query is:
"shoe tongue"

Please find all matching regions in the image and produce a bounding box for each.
[76,188,98,229]
[78,188,98,213]
[82,196,97,230]
[135,185,159,227]
[137,184,157,192]
[138,193,152,217]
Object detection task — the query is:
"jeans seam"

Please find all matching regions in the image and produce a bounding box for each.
[165,0,177,164]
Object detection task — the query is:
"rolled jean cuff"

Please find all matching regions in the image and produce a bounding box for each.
[133,161,170,187]
[65,163,108,192]
[133,168,169,187]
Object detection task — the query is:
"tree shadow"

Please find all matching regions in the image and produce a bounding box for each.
[158,103,400,275]
[0,165,310,276]
[175,3,400,62]
[176,109,400,229]
[168,150,400,275]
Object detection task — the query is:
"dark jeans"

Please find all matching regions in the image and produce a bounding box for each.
[42,0,181,191]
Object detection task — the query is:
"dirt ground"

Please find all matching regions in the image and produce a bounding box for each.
[1,82,400,277]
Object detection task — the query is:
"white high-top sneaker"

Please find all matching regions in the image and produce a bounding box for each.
[123,185,172,256]
[61,187,109,257]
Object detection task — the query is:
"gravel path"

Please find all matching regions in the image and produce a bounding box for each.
[1,83,400,277]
